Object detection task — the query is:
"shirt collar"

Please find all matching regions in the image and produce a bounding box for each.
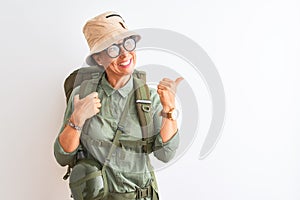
[101,74,133,98]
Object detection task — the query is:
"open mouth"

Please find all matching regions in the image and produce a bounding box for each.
[118,59,132,68]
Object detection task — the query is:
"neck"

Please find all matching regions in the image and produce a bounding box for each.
[106,73,131,89]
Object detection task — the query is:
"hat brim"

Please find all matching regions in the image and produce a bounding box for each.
[85,30,141,66]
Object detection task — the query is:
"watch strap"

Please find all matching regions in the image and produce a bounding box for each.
[161,108,175,120]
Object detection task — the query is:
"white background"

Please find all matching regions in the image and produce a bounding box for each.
[1,0,300,199]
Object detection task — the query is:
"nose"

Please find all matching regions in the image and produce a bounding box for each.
[118,46,129,58]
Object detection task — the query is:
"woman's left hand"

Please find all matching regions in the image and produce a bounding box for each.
[157,77,184,111]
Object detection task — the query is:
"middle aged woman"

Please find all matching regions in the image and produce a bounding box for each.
[54,11,183,200]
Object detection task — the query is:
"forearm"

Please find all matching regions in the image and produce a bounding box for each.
[157,77,183,142]
[154,111,179,162]
[160,107,178,143]
[59,125,81,153]
[58,113,84,153]
[54,116,81,165]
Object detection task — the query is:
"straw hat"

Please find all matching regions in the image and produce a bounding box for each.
[83,11,141,65]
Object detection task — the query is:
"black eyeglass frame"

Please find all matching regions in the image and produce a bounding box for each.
[105,36,137,58]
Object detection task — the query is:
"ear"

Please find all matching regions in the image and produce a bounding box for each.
[92,54,102,66]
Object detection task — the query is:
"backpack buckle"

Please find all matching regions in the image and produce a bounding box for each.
[136,186,151,199]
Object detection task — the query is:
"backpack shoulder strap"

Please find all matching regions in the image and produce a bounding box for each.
[133,70,154,153]
[133,69,146,82]
[78,72,102,99]
[64,66,104,103]
[133,70,159,196]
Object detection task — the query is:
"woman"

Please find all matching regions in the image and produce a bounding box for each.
[54,11,182,200]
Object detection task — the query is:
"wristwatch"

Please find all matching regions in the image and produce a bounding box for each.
[161,108,179,120]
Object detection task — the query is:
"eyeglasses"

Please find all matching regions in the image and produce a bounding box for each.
[105,36,137,58]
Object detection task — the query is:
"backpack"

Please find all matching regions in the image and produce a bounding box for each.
[62,65,159,200]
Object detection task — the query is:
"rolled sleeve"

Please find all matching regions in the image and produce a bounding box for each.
[153,130,179,163]
[54,137,78,166]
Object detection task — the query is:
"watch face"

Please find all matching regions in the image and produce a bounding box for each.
[171,109,179,120]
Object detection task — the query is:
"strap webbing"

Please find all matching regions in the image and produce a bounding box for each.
[133,77,154,153]
[79,72,101,99]
[107,185,153,199]
[133,77,159,198]
[102,91,134,198]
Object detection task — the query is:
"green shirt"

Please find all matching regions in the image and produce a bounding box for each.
[54,74,179,195]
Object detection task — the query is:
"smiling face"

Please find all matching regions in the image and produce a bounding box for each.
[92,39,137,81]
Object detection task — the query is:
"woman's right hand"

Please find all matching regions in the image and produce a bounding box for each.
[71,92,101,127]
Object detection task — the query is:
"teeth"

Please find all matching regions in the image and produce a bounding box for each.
[119,59,131,66]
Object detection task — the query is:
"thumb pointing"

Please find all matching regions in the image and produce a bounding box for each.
[175,77,184,87]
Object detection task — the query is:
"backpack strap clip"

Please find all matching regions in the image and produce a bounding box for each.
[142,104,151,112]
[63,165,71,180]
[136,185,153,199]
[136,99,152,113]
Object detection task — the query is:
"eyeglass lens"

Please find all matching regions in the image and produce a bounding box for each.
[106,37,136,58]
